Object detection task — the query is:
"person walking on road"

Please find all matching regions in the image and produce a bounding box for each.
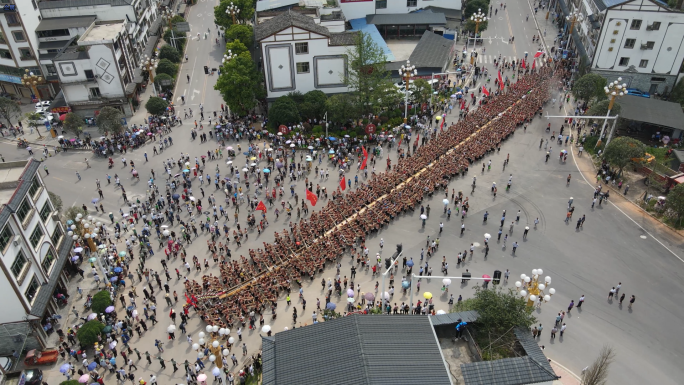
[629,295,636,309]
[608,287,616,300]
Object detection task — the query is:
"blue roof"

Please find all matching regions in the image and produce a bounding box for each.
[349,18,395,62]
[602,0,630,7]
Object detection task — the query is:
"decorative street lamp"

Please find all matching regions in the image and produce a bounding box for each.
[398,60,416,125]
[22,70,47,138]
[162,9,174,29]
[565,10,584,50]
[222,50,236,65]
[597,77,626,148]
[470,9,486,64]
[515,269,555,307]
[140,55,158,83]
[226,2,240,24]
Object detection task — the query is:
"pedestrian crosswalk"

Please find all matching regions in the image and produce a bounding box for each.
[476,55,545,67]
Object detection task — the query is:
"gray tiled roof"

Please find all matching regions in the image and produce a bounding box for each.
[430,310,480,326]
[262,315,452,385]
[617,95,684,131]
[329,31,359,46]
[513,327,557,375]
[366,12,447,26]
[255,10,330,42]
[408,30,453,69]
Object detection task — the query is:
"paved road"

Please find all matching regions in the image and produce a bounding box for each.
[2,1,683,384]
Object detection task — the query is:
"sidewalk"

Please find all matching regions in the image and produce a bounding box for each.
[551,360,582,385]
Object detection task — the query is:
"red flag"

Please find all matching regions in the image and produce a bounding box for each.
[340,176,346,191]
[306,189,318,207]
[482,86,490,96]
[521,59,526,69]
[256,200,267,213]
[532,59,536,70]
[398,137,402,147]
[360,146,368,170]
[534,50,544,58]
[498,70,504,90]
[440,118,444,131]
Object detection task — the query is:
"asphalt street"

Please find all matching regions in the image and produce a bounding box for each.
[1,1,683,384]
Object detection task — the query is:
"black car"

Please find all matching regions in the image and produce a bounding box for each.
[23,369,43,385]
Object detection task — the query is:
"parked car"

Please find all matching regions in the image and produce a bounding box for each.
[34,101,50,110]
[28,111,53,125]
[626,88,650,98]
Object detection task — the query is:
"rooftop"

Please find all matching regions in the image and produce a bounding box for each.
[35,15,96,32]
[618,95,684,130]
[0,161,29,204]
[255,10,330,41]
[329,31,359,46]
[408,30,454,69]
[80,20,126,42]
[262,315,452,385]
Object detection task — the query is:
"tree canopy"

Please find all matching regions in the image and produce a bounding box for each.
[155,58,178,78]
[91,290,112,314]
[64,206,86,223]
[76,320,105,346]
[299,90,328,121]
[225,39,248,57]
[326,94,358,126]
[226,24,254,48]
[62,112,83,136]
[412,78,432,106]
[0,97,21,128]
[154,73,175,92]
[159,45,181,63]
[145,97,169,116]
[214,53,265,116]
[666,183,684,227]
[214,0,255,28]
[572,73,608,102]
[48,191,63,213]
[602,136,645,175]
[345,32,390,114]
[586,99,622,120]
[461,286,537,336]
[95,106,124,134]
[268,96,299,128]
[373,81,403,113]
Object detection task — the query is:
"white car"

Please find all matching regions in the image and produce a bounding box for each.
[35,101,50,111]
[28,111,54,125]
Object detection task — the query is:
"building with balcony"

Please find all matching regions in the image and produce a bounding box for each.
[0,159,72,356]
[0,0,48,99]
[53,20,136,117]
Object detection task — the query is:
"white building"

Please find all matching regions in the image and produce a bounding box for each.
[0,0,45,99]
[255,10,358,102]
[338,0,460,21]
[53,20,137,117]
[0,159,72,355]
[590,0,684,94]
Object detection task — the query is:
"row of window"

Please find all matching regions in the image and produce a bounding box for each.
[618,57,649,68]
[10,250,43,304]
[0,30,26,44]
[629,20,660,31]
[375,0,417,9]
[0,47,34,61]
[623,39,654,49]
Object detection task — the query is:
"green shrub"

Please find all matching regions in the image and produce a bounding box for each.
[159,45,181,63]
[156,58,178,78]
[91,290,112,314]
[380,116,389,123]
[76,320,105,346]
[154,73,175,91]
[312,125,323,134]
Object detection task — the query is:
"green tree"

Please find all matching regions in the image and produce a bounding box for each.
[159,45,181,63]
[586,99,622,120]
[463,19,489,33]
[666,183,684,227]
[91,290,112,314]
[572,73,608,102]
[268,96,299,128]
[48,191,63,213]
[62,112,83,136]
[64,205,86,223]
[602,136,645,176]
[463,0,489,18]
[163,28,186,52]
[412,78,432,107]
[326,94,358,126]
[214,0,255,28]
[95,106,123,135]
[214,53,265,115]
[155,58,178,78]
[170,15,186,25]
[60,380,81,385]
[226,24,254,47]
[669,77,684,108]
[299,90,328,121]
[76,320,105,346]
[373,80,403,113]
[0,97,21,128]
[225,39,248,57]
[24,111,45,138]
[145,97,169,116]
[345,32,390,114]
[154,73,175,92]
[286,91,305,104]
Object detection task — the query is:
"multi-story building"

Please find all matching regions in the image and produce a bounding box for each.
[53,20,137,117]
[0,159,72,355]
[0,0,47,99]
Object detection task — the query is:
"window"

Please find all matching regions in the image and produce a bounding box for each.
[46,64,57,76]
[639,59,648,68]
[407,0,417,6]
[645,41,655,49]
[90,87,102,97]
[37,29,69,38]
[630,19,642,30]
[0,32,5,44]
[27,177,41,198]
[19,48,33,60]
[296,62,310,74]
[295,42,308,54]
[32,0,38,10]
[11,31,25,42]
[17,199,32,223]
[39,201,52,222]
[29,225,43,248]
[24,275,40,304]
[376,0,387,8]
[650,21,661,30]
[84,70,95,80]
[10,251,27,278]
[619,57,629,66]
[50,226,63,245]
[0,49,12,60]
[0,225,13,252]
[5,14,19,26]
[624,38,636,49]
[41,250,55,274]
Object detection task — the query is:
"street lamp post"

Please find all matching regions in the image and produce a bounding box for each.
[222,50,236,65]
[226,3,240,24]
[470,9,487,65]
[140,55,158,96]
[162,9,173,29]
[597,77,625,148]
[565,10,583,51]
[515,269,555,307]
[21,70,47,138]
[398,60,416,125]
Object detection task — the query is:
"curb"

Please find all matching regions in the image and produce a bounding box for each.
[0,137,94,153]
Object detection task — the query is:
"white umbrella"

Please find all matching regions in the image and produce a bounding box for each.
[87,313,98,320]
[290,143,295,148]
[436,309,447,315]
[212,367,221,376]
[109,340,117,349]
[286,140,292,144]
[420,214,427,220]
[484,233,491,240]
[307,146,314,150]
[262,325,271,333]
[162,230,170,237]
[242,168,248,172]
[161,225,169,228]
[277,132,283,136]
[250,163,257,166]
[73,247,84,253]
[443,199,449,205]
[167,325,176,333]
[226,161,233,165]
[189,196,196,201]
[442,278,451,286]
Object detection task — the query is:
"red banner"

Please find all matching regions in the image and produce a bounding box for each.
[340,176,346,191]
[278,125,289,134]
[365,124,376,134]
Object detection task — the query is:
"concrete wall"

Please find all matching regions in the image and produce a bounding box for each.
[40,5,135,22]
[340,0,460,21]
[591,69,676,94]
[58,45,127,104]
